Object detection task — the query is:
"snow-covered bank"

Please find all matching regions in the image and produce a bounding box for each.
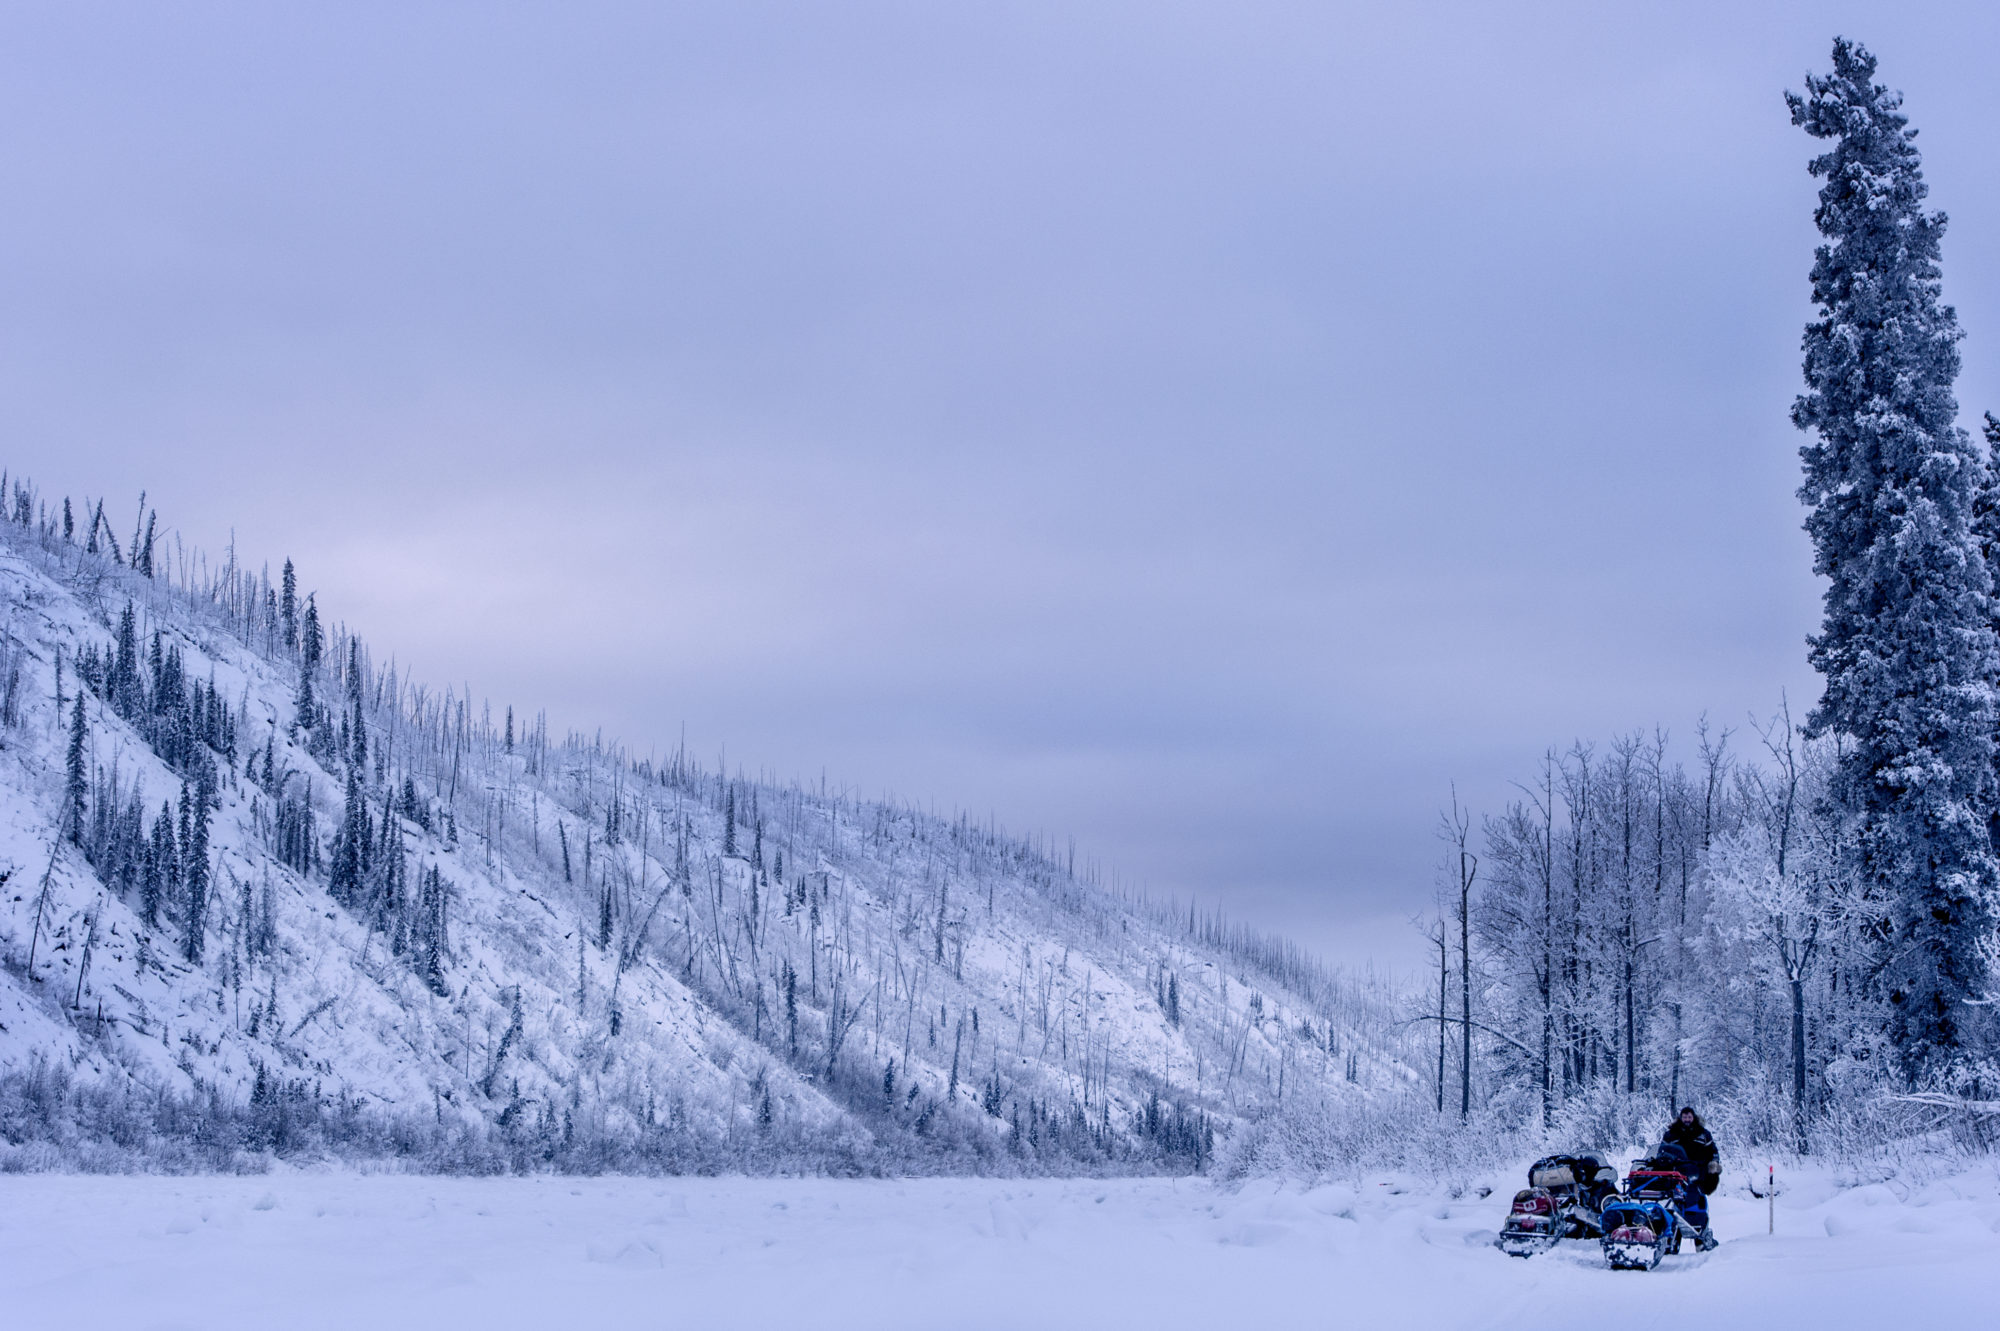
[0,504,1403,1177]
[3,1168,1995,1330]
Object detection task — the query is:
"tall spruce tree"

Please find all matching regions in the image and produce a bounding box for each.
[143,799,176,929]
[280,558,298,650]
[1789,38,1999,1080]
[346,637,366,771]
[295,594,322,731]
[64,693,87,843]
[182,772,212,963]
[111,602,140,720]
[329,769,367,907]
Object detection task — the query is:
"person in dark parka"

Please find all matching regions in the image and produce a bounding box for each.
[1664,1106,1720,1196]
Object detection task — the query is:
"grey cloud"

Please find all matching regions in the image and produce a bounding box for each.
[2,2,1992,971]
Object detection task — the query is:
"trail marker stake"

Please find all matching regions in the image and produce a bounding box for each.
[1748,1163,1779,1234]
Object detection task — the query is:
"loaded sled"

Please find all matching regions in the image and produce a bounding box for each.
[1600,1143,1716,1270]
[1495,1153,1616,1257]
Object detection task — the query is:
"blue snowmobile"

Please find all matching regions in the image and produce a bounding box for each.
[1600,1142,1716,1270]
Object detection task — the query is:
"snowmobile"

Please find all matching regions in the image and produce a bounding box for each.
[1600,1143,1716,1270]
[1495,1153,1615,1257]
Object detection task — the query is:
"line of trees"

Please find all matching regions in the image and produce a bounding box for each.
[1433,42,1998,1159]
[1463,717,1891,1150]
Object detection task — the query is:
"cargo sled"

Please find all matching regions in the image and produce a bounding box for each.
[1495,1153,1615,1257]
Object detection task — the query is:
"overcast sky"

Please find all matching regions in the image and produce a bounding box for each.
[5,3,1999,974]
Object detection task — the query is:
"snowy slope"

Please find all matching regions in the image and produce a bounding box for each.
[0,531,844,1156]
[0,487,1404,1170]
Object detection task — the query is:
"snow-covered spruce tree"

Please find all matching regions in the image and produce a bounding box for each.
[295,593,321,732]
[183,766,213,964]
[143,798,175,928]
[1789,38,1999,1081]
[280,556,298,651]
[64,692,87,843]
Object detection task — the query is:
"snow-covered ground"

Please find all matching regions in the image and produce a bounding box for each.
[3,1165,1995,1330]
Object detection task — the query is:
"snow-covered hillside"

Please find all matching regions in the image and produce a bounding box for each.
[0,483,1403,1171]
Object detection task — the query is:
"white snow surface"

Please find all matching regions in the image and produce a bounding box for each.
[3,1163,1996,1330]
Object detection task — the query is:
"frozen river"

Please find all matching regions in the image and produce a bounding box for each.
[2,1164,1996,1329]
